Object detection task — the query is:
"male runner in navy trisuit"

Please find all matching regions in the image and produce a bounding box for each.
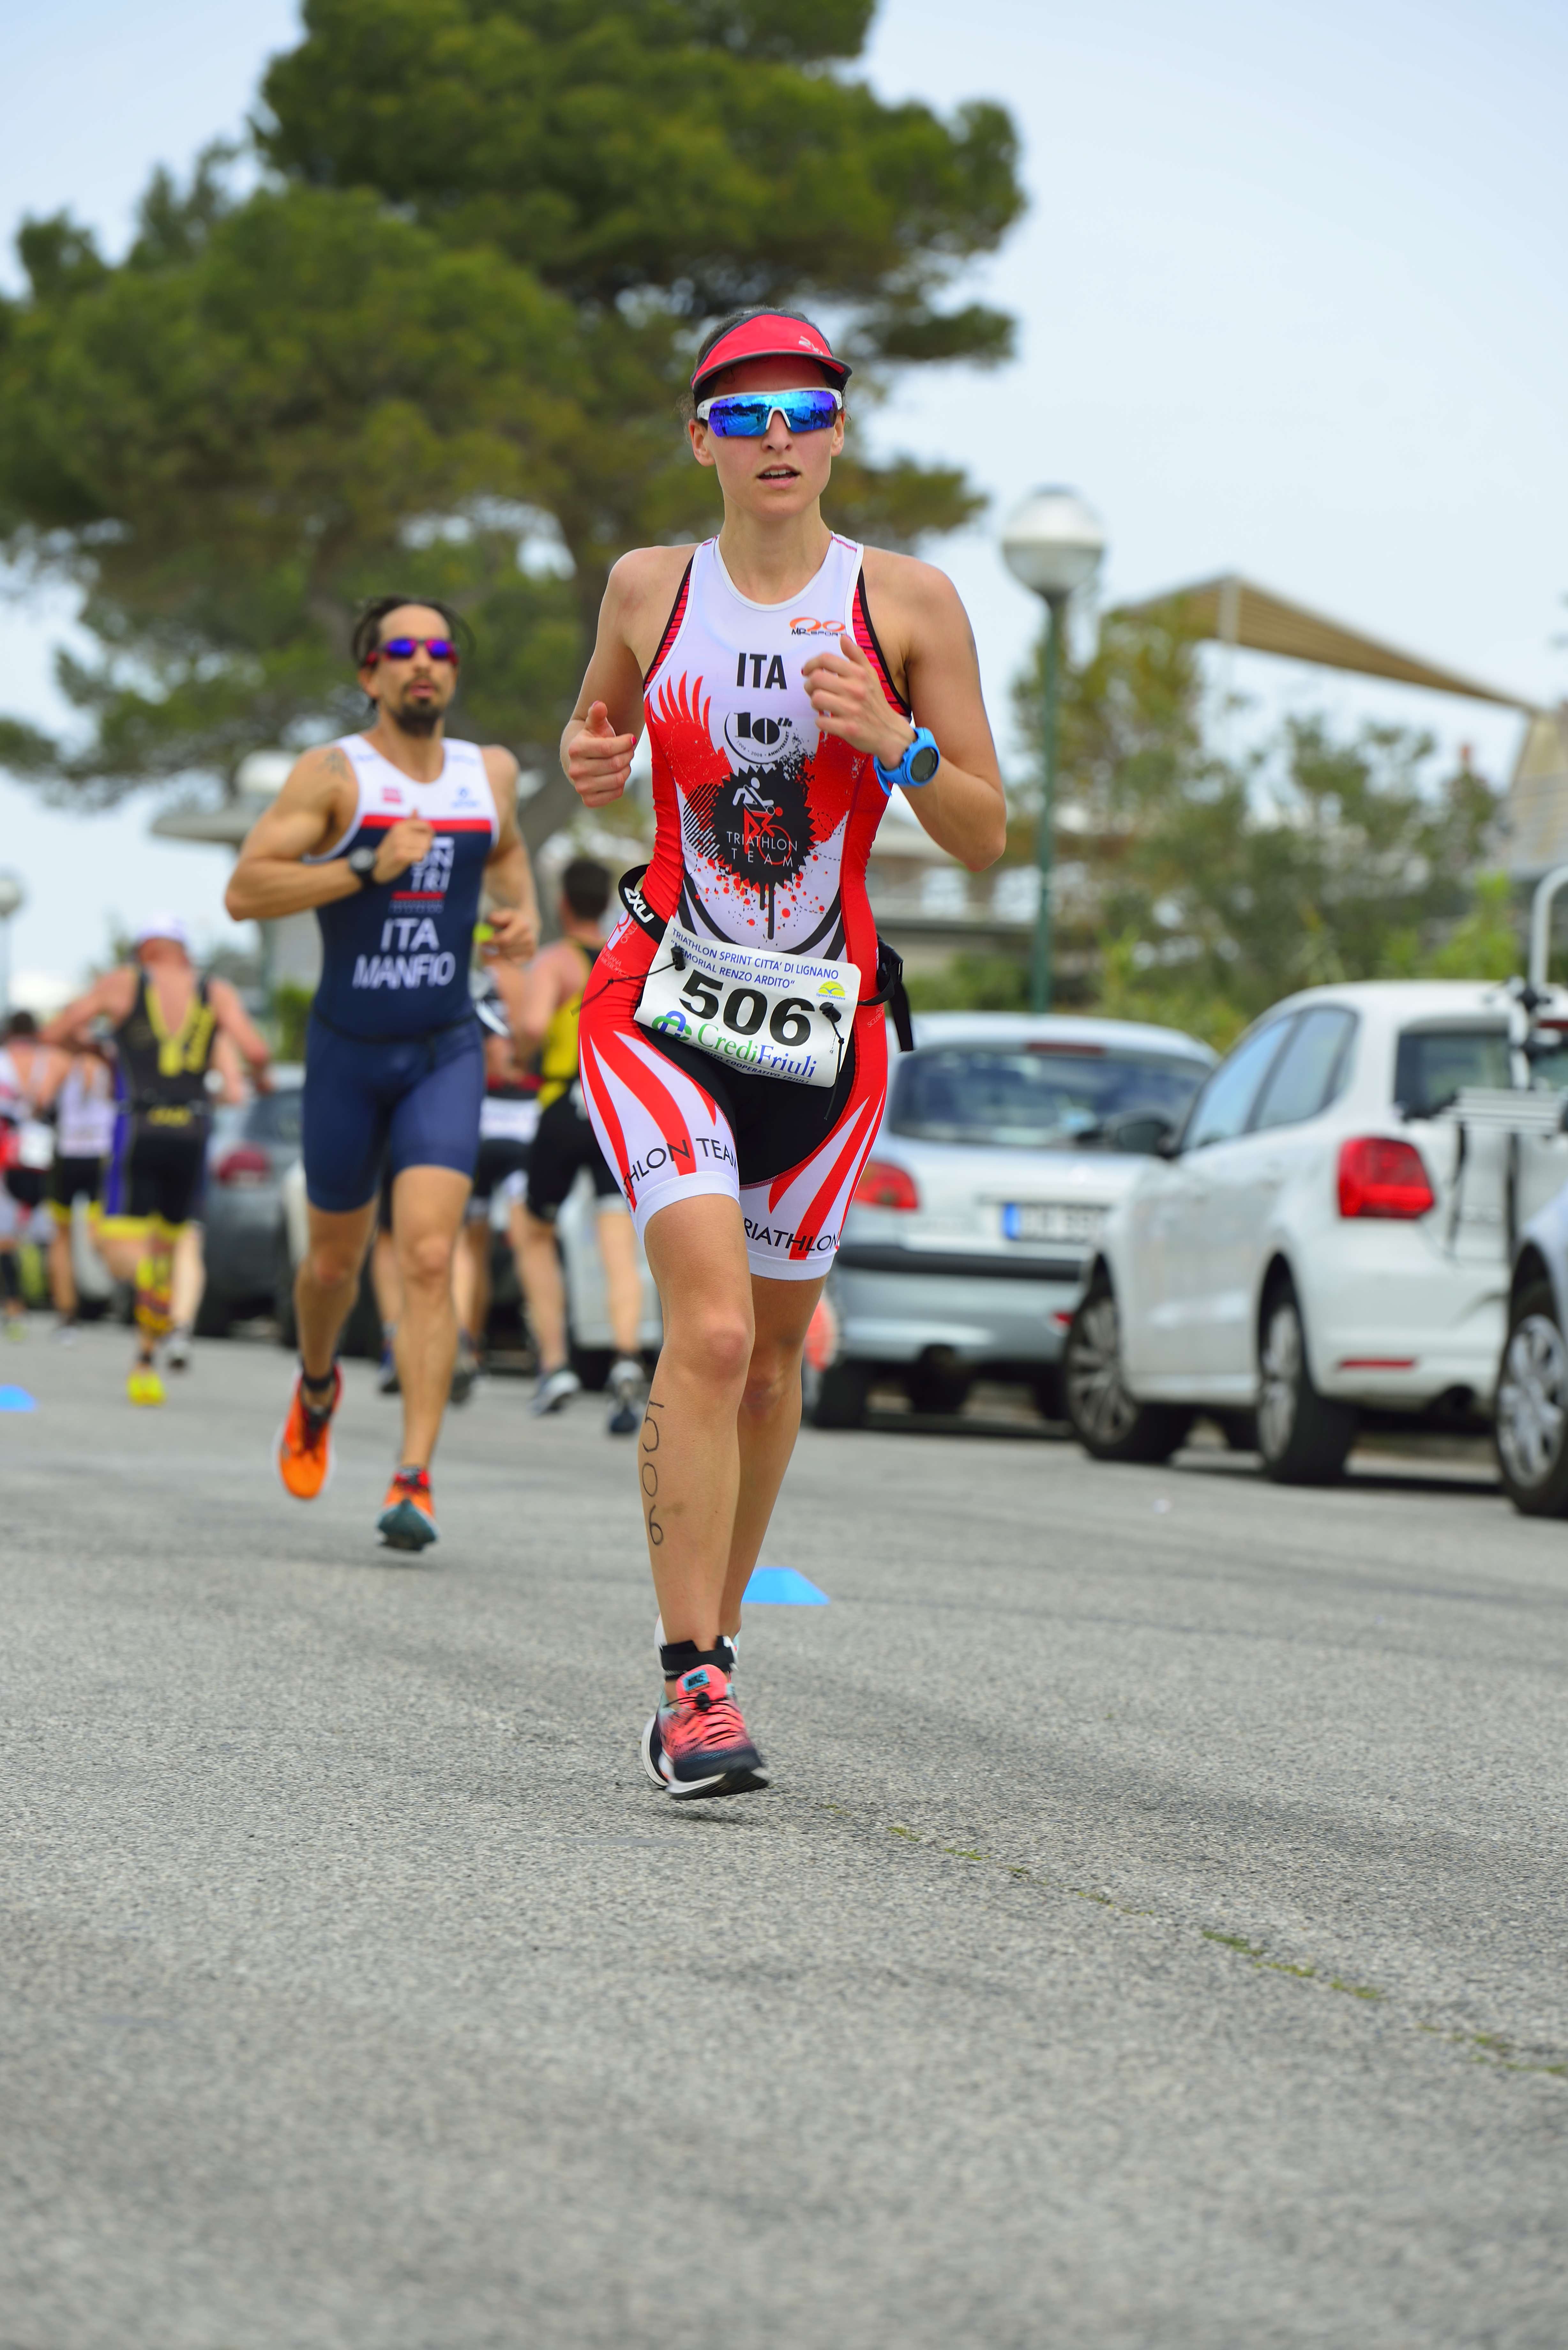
[226,598,538,1549]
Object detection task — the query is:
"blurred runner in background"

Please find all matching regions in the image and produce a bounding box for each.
[562,309,1005,1796]
[509,860,645,1435]
[456,969,540,1386]
[164,1032,248,1371]
[45,1043,117,1336]
[45,918,273,1403]
[226,598,537,1550]
[0,1012,60,1338]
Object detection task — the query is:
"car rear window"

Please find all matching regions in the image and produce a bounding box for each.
[889,1045,1209,1149]
[1394,1027,1510,1117]
[246,1089,304,1146]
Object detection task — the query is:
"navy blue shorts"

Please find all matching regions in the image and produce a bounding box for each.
[302,1014,484,1215]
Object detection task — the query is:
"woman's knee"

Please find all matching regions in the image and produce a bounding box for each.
[668,1301,753,1392]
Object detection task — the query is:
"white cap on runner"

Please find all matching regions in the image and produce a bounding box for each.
[132,912,191,951]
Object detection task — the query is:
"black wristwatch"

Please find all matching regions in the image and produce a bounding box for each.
[347,844,379,883]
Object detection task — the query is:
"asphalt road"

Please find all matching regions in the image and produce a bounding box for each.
[4,1323,1567,2349]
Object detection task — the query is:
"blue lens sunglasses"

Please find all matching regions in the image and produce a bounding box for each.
[695,387,843,438]
[370,636,460,664]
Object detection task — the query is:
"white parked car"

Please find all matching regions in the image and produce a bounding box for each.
[1063,981,1568,1482]
[809,1011,1215,1426]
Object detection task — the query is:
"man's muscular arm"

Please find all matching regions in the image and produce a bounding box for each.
[225,744,435,921]
[479,747,539,962]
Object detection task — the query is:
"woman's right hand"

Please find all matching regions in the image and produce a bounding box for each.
[566,702,637,806]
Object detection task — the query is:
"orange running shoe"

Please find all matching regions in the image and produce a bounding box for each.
[378,1466,439,1552]
[650,1663,766,1800]
[276,1364,341,1501]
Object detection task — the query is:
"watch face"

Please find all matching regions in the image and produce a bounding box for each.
[908,743,940,784]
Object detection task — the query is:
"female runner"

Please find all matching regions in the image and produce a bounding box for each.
[563,309,1006,1796]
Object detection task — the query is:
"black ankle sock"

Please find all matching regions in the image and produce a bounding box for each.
[660,1640,731,1681]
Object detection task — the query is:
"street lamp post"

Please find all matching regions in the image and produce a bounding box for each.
[1000,489,1106,1011]
[0,871,25,1023]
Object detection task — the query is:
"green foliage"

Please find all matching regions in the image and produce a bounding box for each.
[0,6,1026,845]
[1378,870,1520,982]
[1014,600,1511,1036]
[0,168,583,807]
[259,0,1022,352]
[270,982,314,1062]
[1092,935,1251,1054]
[1014,602,1207,830]
[904,951,1029,1014]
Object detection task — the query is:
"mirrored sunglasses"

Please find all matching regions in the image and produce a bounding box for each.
[371,635,459,664]
[694,387,843,438]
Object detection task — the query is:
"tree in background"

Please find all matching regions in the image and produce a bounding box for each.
[0,161,580,809]
[999,602,1515,1046]
[0,2,1023,846]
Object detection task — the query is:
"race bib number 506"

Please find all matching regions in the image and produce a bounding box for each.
[634,922,859,1089]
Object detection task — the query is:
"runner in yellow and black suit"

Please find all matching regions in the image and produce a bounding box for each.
[45,916,272,1403]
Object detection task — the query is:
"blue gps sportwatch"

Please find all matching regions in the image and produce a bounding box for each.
[874,724,941,795]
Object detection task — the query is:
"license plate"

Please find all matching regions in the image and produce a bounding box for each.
[1001,1201,1104,1244]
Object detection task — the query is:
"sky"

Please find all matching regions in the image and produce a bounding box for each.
[2,0,1565,996]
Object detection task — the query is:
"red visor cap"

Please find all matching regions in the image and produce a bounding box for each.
[691,313,852,399]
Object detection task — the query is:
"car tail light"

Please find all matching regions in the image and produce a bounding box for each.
[804,1295,840,1372]
[854,1158,919,1211]
[215,1145,271,1187]
[1337,1136,1434,1219]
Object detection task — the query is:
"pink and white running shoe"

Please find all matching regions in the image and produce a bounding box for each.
[645,1664,766,1800]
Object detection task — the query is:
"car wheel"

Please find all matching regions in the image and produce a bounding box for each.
[1064,1278,1192,1464]
[1495,1280,1568,1515]
[905,1354,972,1416]
[1256,1280,1355,1485]
[807,1359,871,1430]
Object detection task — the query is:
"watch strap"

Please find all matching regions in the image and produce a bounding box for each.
[874,725,940,793]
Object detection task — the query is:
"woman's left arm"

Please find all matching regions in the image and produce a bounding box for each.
[801,555,1007,873]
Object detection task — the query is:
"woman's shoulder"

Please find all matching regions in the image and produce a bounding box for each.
[607,543,702,616]
[859,544,964,617]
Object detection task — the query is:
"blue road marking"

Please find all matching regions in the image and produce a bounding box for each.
[744,1565,828,1605]
[0,1385,38,1412]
